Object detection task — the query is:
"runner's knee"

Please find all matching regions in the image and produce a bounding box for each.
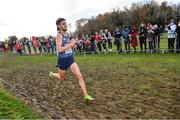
[76,73,83,79]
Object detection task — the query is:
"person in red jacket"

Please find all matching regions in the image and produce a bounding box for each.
[130,27,138,53]
[3,41,9,54]
[94,32,102,53]
[32,36,39,54]
[15,41,22,55]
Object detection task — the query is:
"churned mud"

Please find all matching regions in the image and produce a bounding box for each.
[0,55,179,119]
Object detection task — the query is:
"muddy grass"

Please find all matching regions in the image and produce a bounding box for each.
[0,54,180,119]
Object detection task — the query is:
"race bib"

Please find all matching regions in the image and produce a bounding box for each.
[65,48,73,54]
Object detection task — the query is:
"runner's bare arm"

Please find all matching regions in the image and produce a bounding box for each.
[56,33,76,53]
[71,38,77,49]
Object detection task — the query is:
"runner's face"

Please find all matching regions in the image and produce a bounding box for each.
[59,21,67,31]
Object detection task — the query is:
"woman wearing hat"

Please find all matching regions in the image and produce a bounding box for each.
[130,27,138,53]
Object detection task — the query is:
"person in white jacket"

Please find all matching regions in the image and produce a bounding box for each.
[167,19,177,52]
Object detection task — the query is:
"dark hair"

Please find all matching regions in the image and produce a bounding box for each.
[56,18,66,31]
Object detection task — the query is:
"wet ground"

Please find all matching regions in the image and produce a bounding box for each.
[0,54,180,119]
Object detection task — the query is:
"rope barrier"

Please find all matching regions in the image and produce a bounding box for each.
[0,78,65,119]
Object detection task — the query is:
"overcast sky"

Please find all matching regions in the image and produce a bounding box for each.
[0,0,178,41]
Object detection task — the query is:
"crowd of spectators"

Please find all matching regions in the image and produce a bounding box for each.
[1,20,180,55]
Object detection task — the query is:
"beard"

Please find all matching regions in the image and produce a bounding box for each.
[61,27,67,32]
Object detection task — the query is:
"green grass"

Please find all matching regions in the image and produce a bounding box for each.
[0,84,42,119]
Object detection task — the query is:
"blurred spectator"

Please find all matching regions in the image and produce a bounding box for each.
[83,35,91,52]
[3,41,9,54]
[21,38,26,54]
[154,24,162,52]
[123,27,131,52]
[15,41,23,55]
[0,41,3,53]
[139,23,147,52]
[167,19,177,52]
[26,38,31,54]
[105,29,113,51]
[31,36,39,54]
[130,27,138,53]
[94,32,102,53]
[46,38,51,54]
[40,37,47,53]
[90,34,96,52]
[114,28,122,53]
[9,40,16,53]
[147,23,155,53]
[77,37,83,53]
[100,29,107,52]
[176,21,180,53]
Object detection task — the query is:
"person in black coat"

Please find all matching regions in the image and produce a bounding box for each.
[113,28,122,53]
[154,24,162,52]
[139,23,147,52]
[176,21,180,53]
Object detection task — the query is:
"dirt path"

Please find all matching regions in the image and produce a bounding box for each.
[0,55,179,119]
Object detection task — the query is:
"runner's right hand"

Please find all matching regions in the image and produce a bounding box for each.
[70,38,77,45]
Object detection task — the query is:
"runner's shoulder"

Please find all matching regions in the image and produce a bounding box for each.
[57,32,63,39]
[57,32,63,36]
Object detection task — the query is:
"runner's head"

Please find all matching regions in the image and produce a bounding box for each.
[56,18,67,32]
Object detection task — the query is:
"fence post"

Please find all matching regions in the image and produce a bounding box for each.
[84,52,86,59]
[162,49,165,54]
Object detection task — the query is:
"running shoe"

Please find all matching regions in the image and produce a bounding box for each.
[84,95,94,101]
[49,71,53,78]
